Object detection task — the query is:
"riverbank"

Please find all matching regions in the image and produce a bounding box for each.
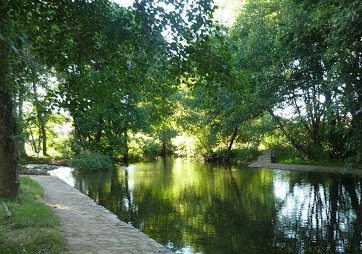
[249,150,362,175]
[29,175,173,254]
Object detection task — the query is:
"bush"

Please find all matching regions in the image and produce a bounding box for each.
[271,146,299,163]
[128,134,162,161]
[143,140,162,158]
[71,151,113,172]
[233,148,261,162]
[271,145,345,167]
[208,147,261,163]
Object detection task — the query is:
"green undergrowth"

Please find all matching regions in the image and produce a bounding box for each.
[0,177,66,253]
[20,155,70,166]
[273,149,345,167]
[70,150,113,172]
[208,148,261,164]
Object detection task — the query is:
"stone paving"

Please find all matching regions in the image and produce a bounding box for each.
[248,150,362,175]
[29,175,174,254]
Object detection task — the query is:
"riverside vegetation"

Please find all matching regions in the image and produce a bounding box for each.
[1,0,361,196]
[0,177,66,253]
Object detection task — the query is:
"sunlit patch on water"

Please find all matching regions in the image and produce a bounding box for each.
[49,167,75,187]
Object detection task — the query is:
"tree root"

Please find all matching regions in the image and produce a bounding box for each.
[1,201,11,217]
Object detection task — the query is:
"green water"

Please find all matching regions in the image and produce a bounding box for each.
[56,158,362,253]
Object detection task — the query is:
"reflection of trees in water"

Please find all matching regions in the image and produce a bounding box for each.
[203,168,278,254]
[71,162,362,254]
[73,170,113,205]
[275,172,362,253]
[196,165,303,254]
[72,169,137,224]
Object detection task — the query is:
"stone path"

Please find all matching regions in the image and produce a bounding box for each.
[249,150,361,175]
[29,175,173,254]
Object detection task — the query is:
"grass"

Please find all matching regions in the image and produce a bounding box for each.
[19,155,52,164]
[275,150,345,167]
[278,157,344,167]
[0,177,66,253]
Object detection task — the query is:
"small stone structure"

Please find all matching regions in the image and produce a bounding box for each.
[248,150,358,174]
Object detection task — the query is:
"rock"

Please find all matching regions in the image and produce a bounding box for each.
[20,164,62,175]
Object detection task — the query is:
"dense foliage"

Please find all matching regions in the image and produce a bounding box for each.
[1,0,361,196]
[182,0,361,166]
[71,150,113,172]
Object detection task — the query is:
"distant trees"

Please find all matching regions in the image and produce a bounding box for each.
[182,0,361,166]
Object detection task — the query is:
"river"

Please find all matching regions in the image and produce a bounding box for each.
[50,157,362,253]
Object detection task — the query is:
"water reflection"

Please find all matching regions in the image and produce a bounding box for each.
[53,158,362,253]
[273,172,362,253]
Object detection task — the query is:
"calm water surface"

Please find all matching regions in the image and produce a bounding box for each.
[52,158,362,253]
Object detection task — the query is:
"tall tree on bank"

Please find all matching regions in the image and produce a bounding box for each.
[0,52,19,198]
[0,0,26,198]
[1,0,62,197]
[178,0,279,157]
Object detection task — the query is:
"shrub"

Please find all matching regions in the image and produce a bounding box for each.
[143,140,161,158]
[208,147,261,163]
[233,147,261,162]
[128,134,162,161]
[71,151,113,172]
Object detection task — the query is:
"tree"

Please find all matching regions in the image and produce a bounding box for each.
[0,61,20,198]
[271,0,361,163]
[0,0,26,197]
[176,0,279,158]
[52,0,216,164]
[226,0,361,165]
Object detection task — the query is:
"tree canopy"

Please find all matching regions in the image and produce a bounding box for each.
[1,0,361,197]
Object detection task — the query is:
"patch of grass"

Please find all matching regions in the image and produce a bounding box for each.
[0,177,66,253]
[279,157,345,167]
[20,155,52,164]
[275,150,345,167]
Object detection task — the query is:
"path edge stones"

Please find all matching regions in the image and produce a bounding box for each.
[28,175,174,254]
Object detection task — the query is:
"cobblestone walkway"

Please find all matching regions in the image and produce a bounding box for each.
[248,150,362,175]
[29,175,173,254]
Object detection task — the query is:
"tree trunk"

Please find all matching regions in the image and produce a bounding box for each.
[41,123,47,156]
[17,85,27,158]
[123,128,129,166]
[268,109,309,159]
[0,42,19,198]
[32,83,48,156]
[323,88,339,158]
[161,140,167,157]
[228,126,238,151]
